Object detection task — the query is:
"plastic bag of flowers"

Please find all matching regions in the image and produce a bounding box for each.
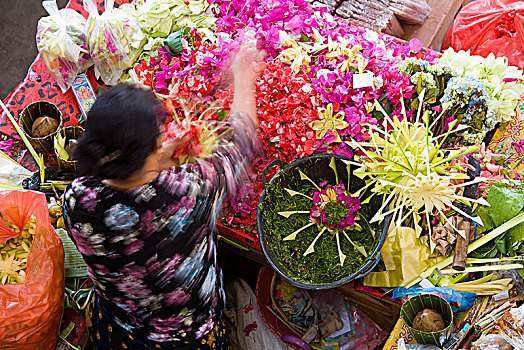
[36,0,91,92]
[84,0,145,85]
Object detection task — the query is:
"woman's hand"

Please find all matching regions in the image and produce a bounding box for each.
[157,137,191,171]
[230,40,266,123]
[232,42,266,86]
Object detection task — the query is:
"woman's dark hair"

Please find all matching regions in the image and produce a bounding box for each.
[75,84,165,180]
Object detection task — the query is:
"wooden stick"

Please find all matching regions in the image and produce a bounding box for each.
[452,220,471,271]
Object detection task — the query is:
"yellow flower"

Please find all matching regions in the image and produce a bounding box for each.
[309,103,349,142]
[277,34,312,73]
[320,187,337,203]
[325,38,367,73]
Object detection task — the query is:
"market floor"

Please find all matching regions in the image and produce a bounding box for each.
[0,0,68,100]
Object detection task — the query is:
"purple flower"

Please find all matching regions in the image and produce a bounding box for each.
[409,38,423,53]
[284,15,304,35]
[444,116,456,133]
[309,182,360,230]
[334,142,354,158]
[0,139,14,152]
[513,140,524,155]
[230,183,256,216]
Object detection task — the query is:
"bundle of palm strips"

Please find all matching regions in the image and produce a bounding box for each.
[335,0,405,37]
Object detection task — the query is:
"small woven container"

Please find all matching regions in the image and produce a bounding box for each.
[19,101,63,153]
[55,126,84,173]
[400,294,453,346]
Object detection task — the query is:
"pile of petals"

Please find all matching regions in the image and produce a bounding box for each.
[256,61,320,160]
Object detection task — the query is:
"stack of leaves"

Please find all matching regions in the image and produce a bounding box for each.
[447,273,514,296]
[121,0,216,41]
[0,214,36,285]
[350,94,487,252]
[475,181,524,257]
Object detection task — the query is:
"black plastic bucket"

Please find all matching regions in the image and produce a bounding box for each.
[256,154,390,290]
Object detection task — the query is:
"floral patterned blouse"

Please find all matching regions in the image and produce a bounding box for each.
[63,112,258,343]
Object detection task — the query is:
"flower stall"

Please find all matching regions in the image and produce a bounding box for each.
[1,0,524,348]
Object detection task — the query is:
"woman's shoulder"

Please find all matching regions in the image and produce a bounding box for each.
[155,163,212,192]
[66,176,103,196]
[63,176,108,214]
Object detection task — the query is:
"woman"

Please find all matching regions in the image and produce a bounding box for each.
[62,47,263,349]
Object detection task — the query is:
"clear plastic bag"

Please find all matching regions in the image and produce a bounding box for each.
[392,287,476,313]
[0,150,32,189]
[36,0,91,93]
[389,0,431,25]
[442,0,524,70]
[312,290,388,350]
[84,0,146,85]
[472,334,513,349]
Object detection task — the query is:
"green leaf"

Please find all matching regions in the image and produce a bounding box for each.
[487,184,524,227]
[341,231,368,257]
[298,170,321,191]
[283,222,315,241]
[495,233,511,255]
[54,133,69,161]
[277,210,310,218]
[329,157,339,184]
[372,94,393,120]
[405,211,524,288]
[474,205,495,234]
[217,111,228,120]
[508,222,524,249]
[284,188,312,200]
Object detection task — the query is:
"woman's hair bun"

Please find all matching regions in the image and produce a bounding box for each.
[74,84,164,180]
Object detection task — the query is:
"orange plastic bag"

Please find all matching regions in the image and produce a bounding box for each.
[442,0,524,69]
[0,190,65,349]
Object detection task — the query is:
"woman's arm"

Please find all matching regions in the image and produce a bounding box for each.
[157,43,265,176]
[230,43,265,125]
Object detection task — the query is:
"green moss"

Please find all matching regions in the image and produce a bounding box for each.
[323,201,349,227]
[260,172,378,285]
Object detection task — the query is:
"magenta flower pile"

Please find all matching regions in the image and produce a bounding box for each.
[310,181,360,231]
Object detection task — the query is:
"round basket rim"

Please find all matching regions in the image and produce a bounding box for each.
[256,153,390,290]
[19,101,63,141]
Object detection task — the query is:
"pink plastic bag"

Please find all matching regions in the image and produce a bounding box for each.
[442,0,524,70]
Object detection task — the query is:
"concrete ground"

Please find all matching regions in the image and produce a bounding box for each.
[0,0,68,100]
